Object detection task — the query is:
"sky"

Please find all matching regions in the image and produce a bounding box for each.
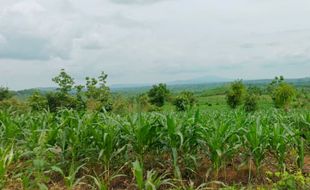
[0,0,310,90]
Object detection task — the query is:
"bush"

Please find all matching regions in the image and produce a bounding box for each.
[267,171,310,190]
[244,94,258,112]
[173,91,196,111]
[28,91,48,111]
[0,87,13,101]
[46,92,78,112]
[272,83,295,109]
[147,83,170,107]
[0,98,29,113]
[226,80,246,109]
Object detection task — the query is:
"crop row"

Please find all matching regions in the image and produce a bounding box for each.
[0,109,309,189]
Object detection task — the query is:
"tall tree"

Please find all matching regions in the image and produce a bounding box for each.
[52,69,75,95]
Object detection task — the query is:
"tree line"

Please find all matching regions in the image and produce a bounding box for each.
[0,71,305,113]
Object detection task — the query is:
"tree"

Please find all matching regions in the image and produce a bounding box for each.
[226,80,246,109]
[28,91,48,111]
[244,94,258,112]
[272,83,295,109]
[85,71,112,111]
[267,76,296,109]
[46,92,77,112]
[0,87,13,101]
[75,85,86,111]
[173,91,196,111]
[267,75,284,93]
[147,83,170,107]
[52,69,75,95]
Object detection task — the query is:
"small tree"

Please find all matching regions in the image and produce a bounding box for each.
[74,85,86,111]
[272,83,295,109]
[52,69,75,95]
[85,71,112,111]
[226,80,246,109]
[0,87,13,101]
[173,91,196,111]
[147,83,170,107]
[244,94,258,112]
[28,91,48,111]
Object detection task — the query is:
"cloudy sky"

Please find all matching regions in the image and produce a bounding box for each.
[0,0,310,90]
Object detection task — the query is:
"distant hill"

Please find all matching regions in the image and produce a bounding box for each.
[168,75,231,85]
[15,77,310,98]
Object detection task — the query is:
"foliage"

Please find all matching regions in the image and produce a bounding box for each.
[52,69,75,95]
[0,98,29,112]
[147,83,170,107]
[85,71,112,111]
[28,91,48,111]
[173,91,196,111]
[272,83,295,109]
[244,93,258,112]
[267,171,310,190]
[46,92,77,112]
[0,87,13,101]
[0,107,308,189]
[226,80,246,109]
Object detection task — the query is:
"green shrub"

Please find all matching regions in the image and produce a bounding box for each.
[28,91,48,111]
[173,91,196,111]
[226,80,246,109]
[267,171,310,190]
[147,83,170,107]
[244,94,258,112]
[272,83,295,109]
[0,87,13,101]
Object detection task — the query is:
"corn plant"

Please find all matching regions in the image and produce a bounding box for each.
[0,145,14,188]
[269,124,290,171]
[243,117,269,178]
[200,120,241,178]
[132,160,173,190]
[51,161,85,190]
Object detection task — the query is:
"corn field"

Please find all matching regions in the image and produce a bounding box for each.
[0,108,309,189]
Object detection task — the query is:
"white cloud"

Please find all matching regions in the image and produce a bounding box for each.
[0,0,310,90]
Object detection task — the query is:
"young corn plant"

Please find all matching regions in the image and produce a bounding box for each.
[200,120,241,180]
[164,115,184,180]
[0,145,14,188]
[132,160,173,190]
[269,123,290,172]
[243,117,269,180]
[95,123,125,186]
[51,161,86,190]
[125,114,158,166]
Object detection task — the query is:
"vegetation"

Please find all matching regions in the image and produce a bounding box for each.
[147,83,170,107]
[0,87,13,101]
[173,91,196,111]
[226,80,246,109]
[0,72,309,189]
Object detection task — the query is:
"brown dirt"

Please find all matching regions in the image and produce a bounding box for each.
[303,155,310,174]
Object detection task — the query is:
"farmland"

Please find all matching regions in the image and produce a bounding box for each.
[0,75,310,189]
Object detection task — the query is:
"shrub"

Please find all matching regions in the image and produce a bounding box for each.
[28,91,48,111]
[0,98,29,112]
[272,83,295,109]
[173,91,196,111]
[226,80,246,109]
[46,92,78,112]
[244,94,259,112]
[147,83,170,107]
[0,87,13,101]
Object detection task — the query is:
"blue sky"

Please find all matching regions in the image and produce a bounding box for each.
[0,0,309,90]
